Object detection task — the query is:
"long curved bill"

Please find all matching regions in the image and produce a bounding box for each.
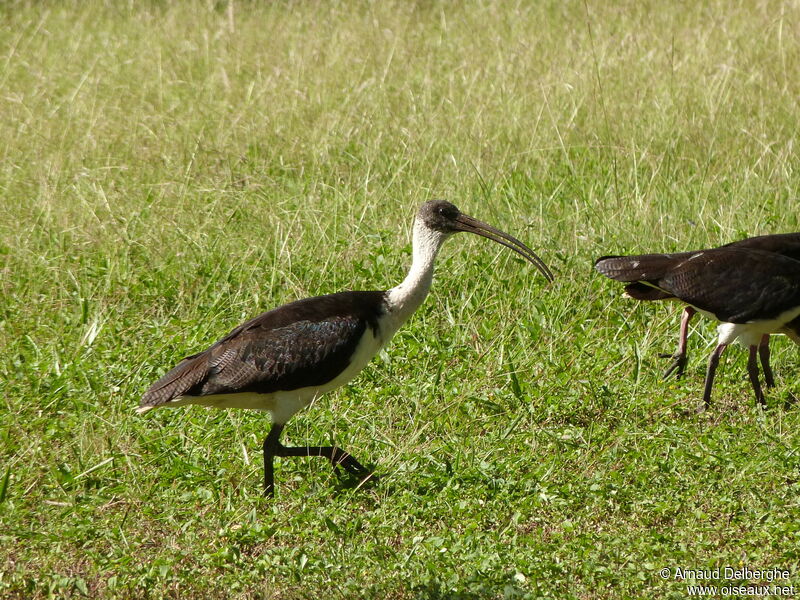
[454,214,554,282]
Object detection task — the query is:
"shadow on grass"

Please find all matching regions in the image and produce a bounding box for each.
[330,469,382,495]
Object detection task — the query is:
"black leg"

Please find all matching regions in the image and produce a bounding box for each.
[758,334,775,388]
[700,343,726,412]
[747,344,767,409]
[262,423,285,497]
[277,445,371,478]
[662,307,696,379]
[261,423,374,497]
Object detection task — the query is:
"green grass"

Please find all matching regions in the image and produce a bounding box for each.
[2,0,800,597]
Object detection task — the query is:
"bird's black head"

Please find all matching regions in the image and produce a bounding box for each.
[416,199,555,282]
[418,200,462,233]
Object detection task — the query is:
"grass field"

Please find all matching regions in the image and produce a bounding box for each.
[2,0,800,598]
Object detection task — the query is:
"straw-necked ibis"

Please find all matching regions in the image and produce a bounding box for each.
[655,234,800,380]
[139,200,553,495]
[596,245,800,410]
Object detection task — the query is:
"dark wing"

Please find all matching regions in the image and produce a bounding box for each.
[725,232,800,261]
[140,291,386,411]
[140,316,369,409]
[597,233,800,283]
[657,248,800,323]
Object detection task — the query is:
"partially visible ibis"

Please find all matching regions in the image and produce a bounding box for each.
[652,234,800,381]
[139,200,553,496]
[596,245,800,410]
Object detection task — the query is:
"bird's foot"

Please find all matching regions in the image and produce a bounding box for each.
[327,448,379,485]
[659,352,688,380]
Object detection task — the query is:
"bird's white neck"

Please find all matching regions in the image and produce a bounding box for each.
[385,218,448,328]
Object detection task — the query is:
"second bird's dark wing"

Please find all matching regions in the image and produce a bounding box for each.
[656,248,800,323]
[724,232,800,259]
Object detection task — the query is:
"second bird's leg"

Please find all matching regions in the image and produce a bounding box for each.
[699,343,727,412]
[747,345,767,408]
[662,307,696,379]
[758,334,775,388]
[262,423,374,497]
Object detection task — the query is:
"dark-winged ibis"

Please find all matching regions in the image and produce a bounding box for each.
[139,200,553,495]
[596,244,800,410]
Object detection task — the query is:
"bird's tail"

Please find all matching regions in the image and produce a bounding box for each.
[138,351,207,413]
[594,253,692,282]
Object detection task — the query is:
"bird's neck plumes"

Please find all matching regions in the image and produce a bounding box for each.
[386,217,449,327]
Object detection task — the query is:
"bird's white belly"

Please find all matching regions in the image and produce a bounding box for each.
[169,327,387,424]
[716,305,800,347]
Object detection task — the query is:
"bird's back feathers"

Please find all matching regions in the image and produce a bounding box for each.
[139,291,387,412]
